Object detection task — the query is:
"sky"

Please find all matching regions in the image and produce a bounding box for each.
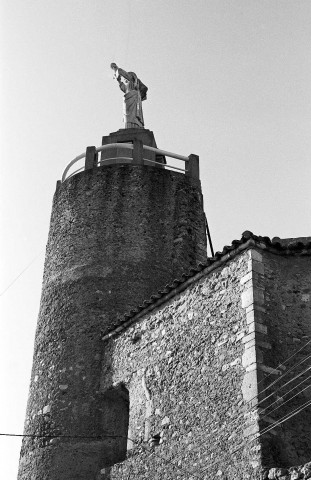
[1,0,311,477]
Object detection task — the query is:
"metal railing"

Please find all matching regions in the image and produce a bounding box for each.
[61,141,199,183]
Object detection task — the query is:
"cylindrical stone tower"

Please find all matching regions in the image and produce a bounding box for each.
[18,129,207,480]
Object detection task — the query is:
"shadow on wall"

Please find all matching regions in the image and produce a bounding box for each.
[96,367,130,479]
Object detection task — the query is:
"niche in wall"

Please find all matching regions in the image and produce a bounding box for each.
[102,384,130,464]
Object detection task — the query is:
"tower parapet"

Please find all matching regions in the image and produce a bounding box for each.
[61,128,200,183]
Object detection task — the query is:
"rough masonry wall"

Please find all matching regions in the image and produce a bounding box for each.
[259,253,311,466]
[100,250,263,480]
[262,461,311,480]
[45,164,207,332]
[18,165,207,480]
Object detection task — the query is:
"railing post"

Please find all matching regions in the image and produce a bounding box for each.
[133,139,144,165]
[187,154,200,180]
[85,146,98,171]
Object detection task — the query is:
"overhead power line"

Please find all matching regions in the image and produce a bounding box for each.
[261,372,311,416]
[258,352,311,402]
[163,360,311,463]
[0,432,202,480]
[196,396,311,477]
[2,389,311,480]
[257,338,311,387]
[0,250,43,297]
[4,332,309,469]
[260,397,311,437]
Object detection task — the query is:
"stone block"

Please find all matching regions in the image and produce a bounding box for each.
[240,272,252,285]
[246,309,266,325]
[245,304,266,314]
[161,416,170,426]
[241,288,264,308]
[43,405,51,414]
[242,346,263,368]
[244,338,256,350]
[241,289,254,308]
[242,346,257,367]
[243,422,260,437]
[249,249,263,262]
[246,363,257,372]
[248,322,267,335]
[242,332,256,344]
[246,309,255,324]
[254,288,265,305]
[248,260,264,275]
[257,340,272,350]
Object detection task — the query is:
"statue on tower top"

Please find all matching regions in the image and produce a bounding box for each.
[111,63,148,129]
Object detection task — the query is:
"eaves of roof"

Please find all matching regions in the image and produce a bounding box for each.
[102,231,311,341]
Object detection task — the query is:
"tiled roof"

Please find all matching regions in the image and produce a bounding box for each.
[102,231,311,340]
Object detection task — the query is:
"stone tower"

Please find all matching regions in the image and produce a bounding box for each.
[17,128,207,479]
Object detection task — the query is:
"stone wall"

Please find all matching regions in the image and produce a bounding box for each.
[238,245,311,468]
[98,243,311,479]
[18,200,310,480]
[262,461,311,479]
[258,252,311,466]
[100,250,264,479]
[45,164,207,332]
[18,164,207,480]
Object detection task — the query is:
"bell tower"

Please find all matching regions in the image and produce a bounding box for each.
[18,128,207,479]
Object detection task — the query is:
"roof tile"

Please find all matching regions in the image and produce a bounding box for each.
[104,231,311,339]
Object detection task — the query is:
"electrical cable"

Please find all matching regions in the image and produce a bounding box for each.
[125,0,131,65]
[257,360,311,407]
[167,390,311,480]
[204,212,214,257]
[262,382,311,419]
[173,357,311,419]
[8,334,307,468]
[2,381,311,480]
[0,250,43,297]
[0,433,124,439]
[261,373,311,416]
[177,351,311,443]
[209,374,311,450]
[120,333,310,451]
[10,329,299,473]
[0,431,202,480]
[120,329,311,419]
[4,308,306,461]
[155,356,311,450]
[2,257,310,478]
[257,352,311,400]
[260,397,311,437]
[257,338,311,386]
[196,396,311,477]
[1,432,200,479]
[165,364,311,461]
[24,350,311,477]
